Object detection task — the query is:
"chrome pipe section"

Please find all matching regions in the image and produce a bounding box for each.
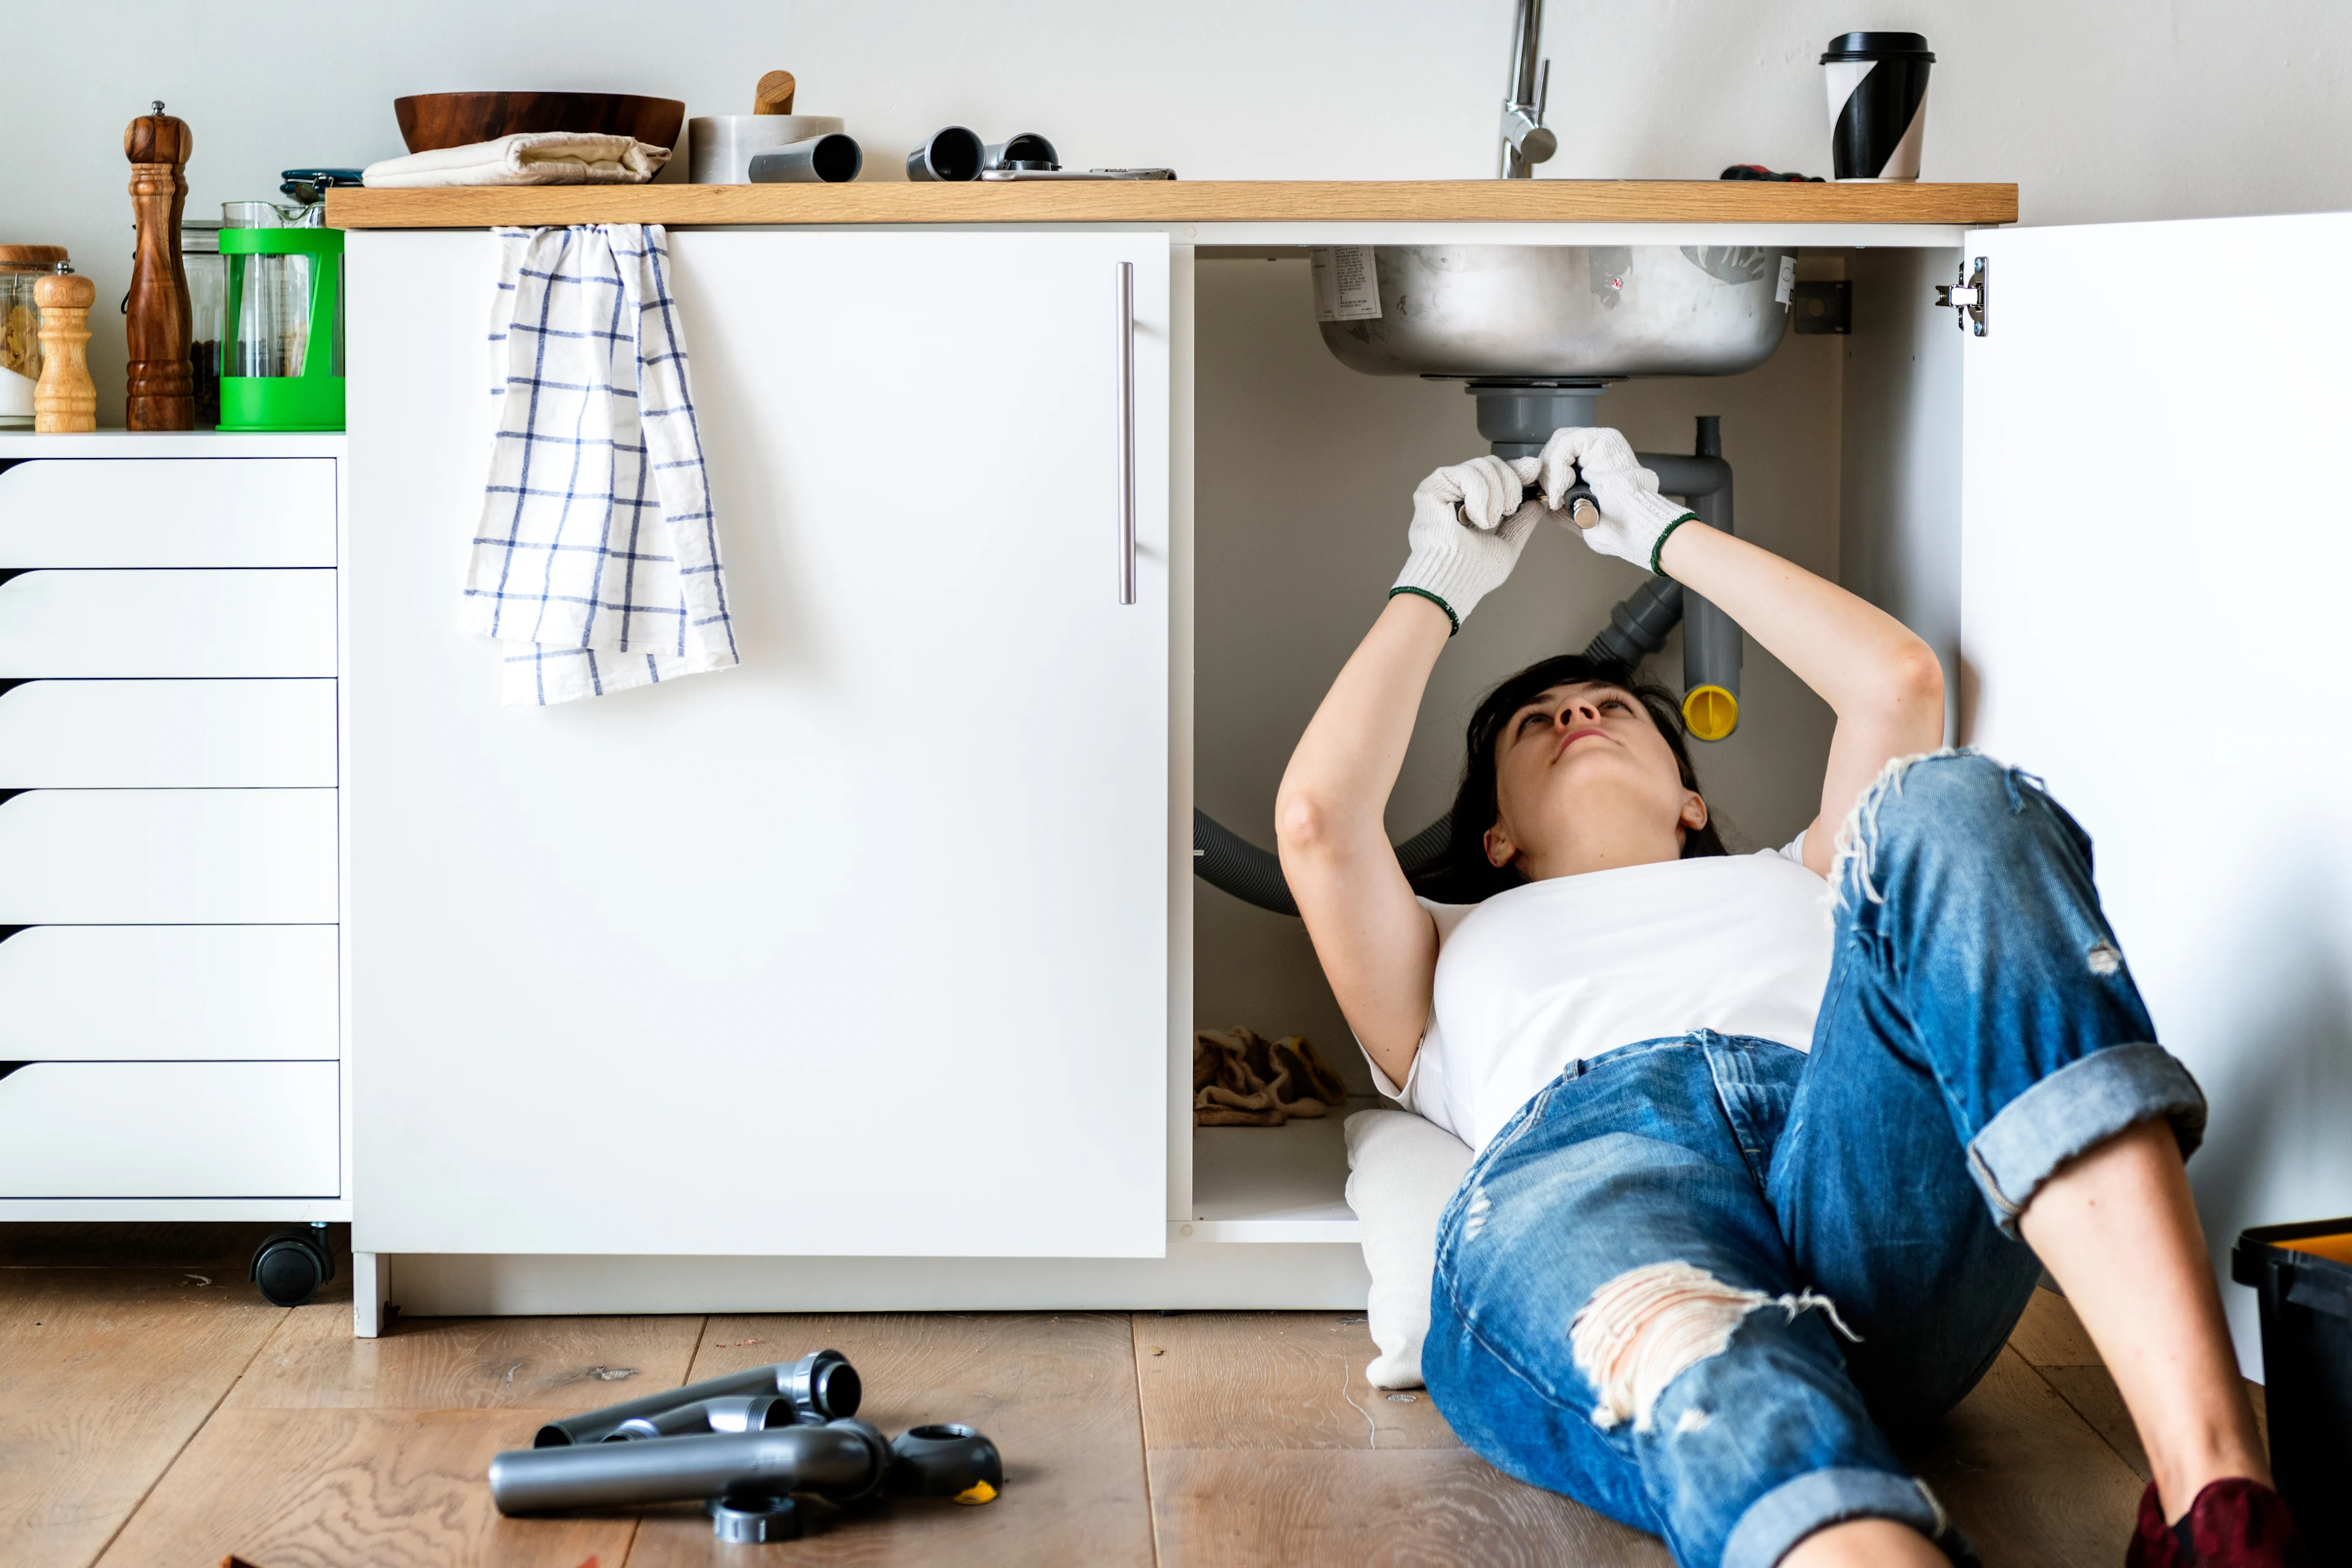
[906,126,984,182]
[492,1420,891,1515]
[610,1395,797,1441]
[532,1350,861,1447]
[748,134,863,184]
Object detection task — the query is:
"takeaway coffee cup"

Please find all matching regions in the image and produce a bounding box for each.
[1821,32,1934,181]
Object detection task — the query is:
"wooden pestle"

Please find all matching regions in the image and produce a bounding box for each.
[124,99,194,431]
[753,70,796,115]
[33,270,98,433]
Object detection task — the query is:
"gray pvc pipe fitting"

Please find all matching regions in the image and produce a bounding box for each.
[907,126,984,182]
[748,134,864,184]
[984,132,1058,172]
[609,1394,797,1440]
[492,1420,894,1515]
[532,1349,861,1447]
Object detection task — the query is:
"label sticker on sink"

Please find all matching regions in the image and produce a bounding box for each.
[1310,247,1382,322]
[1775,254,1798,309]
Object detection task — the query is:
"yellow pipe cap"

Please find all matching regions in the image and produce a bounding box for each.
[1682,685,1739,742]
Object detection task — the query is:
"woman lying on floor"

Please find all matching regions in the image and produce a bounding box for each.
[1274,431,2301,1568]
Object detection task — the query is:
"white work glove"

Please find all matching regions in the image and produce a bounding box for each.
[1537,426,1699,576]
[1390,454,1545,633]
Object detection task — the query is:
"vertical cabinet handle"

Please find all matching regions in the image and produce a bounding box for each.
[1116,260,1137,606]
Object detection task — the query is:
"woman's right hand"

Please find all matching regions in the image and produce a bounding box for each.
[1389,454,1545,635]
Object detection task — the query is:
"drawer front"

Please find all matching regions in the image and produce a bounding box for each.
[0,789,336,923]
[0,679,336,787]
[0,1061,337,1197]
[0,458,336,566]
[0,570,335,678]
[0,926,337,1060]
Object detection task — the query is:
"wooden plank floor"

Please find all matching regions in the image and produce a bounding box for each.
[2,1226,2244,1567]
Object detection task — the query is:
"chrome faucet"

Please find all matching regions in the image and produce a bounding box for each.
[1499,0,1558,177]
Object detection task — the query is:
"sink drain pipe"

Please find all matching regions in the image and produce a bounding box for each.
[1194,398,1741,919]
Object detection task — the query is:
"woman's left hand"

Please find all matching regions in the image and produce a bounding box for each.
[1536,426,1698,576]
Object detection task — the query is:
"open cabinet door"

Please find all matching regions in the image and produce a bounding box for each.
[1959,214,2352,1375]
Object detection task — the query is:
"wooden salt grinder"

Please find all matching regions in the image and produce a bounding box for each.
[33,268,99,434]
[125,99,194,431]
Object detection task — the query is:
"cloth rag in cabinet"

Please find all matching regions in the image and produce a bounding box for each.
[467,224,738,704]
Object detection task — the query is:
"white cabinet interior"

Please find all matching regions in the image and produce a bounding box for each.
[346,230,1175,1261]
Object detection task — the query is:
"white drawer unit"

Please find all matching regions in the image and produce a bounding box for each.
[0,679,336,787]
[0,1061,339,1198]
[0,926,339,1061]
[0,788,336,924]
[0,569,336,678]
[0,434,347,1237]
[0,457,336,566]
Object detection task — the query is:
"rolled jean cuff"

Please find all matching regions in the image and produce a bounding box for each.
[1722,1468,1961,1568]
[1965,1042,2208,1235]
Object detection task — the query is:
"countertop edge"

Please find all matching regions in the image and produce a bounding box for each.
[326,179,2020,230]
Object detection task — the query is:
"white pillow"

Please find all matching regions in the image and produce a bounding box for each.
[1343,1107,1476,1389]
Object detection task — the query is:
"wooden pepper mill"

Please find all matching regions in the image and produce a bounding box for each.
[34,266,98,433]
[124,99,194,431]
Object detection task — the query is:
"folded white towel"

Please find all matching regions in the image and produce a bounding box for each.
[363,132,669,189]
[466,224,739,705]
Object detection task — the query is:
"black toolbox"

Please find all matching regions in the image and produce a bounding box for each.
[2232,1217,2352,1562]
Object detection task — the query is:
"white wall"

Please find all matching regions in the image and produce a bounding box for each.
[13,0,2352,425]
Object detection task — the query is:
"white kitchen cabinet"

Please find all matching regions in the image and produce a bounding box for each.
[330,208,2350,1371]
[347,231,1172,1262]
[0,434,348,1228]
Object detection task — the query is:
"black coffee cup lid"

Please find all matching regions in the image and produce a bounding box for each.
[1821,32,1934,62]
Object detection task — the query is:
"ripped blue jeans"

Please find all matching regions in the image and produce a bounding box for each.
[1422,752,2207,1568]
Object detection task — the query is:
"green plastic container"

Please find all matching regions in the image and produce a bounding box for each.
[217,225,342,432]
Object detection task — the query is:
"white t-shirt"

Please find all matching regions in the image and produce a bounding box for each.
[1365,837,1834,1152]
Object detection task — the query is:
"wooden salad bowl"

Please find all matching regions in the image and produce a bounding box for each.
[393,92,686,153]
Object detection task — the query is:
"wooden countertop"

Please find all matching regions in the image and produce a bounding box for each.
[326,179,2017,230]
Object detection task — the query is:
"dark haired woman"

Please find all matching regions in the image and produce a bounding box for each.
[1274,431,2297,1568]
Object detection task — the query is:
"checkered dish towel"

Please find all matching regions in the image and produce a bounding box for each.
[466,224,739,705]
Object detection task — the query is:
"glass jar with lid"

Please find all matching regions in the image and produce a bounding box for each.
[184,219,223,429]
[0,245,69,429]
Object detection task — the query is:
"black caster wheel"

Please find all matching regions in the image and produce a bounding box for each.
[252,1225,335,1307]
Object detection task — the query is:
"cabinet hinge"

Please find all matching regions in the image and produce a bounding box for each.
[1935,256,1988,336]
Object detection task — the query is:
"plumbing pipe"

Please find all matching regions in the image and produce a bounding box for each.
[493,1420,893,1514]
[532,1349,861,1447]
[906,127,984,182]
[609,1395,797,1441]
[748,134,864,184]
[984,133,1058,172]
[1674,416,1742,740]
[488,1419,1005,1515]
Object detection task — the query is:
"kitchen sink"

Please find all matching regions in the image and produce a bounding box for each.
[1316,244,1796,380]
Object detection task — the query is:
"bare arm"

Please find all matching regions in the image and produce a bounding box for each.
[1654,522,1945,876]
[1274,593,1454,1087]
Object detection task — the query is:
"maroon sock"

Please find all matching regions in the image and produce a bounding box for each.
[2127,1479,2309,1568]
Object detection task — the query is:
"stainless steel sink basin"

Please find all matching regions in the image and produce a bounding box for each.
[1316,244,1796,380]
